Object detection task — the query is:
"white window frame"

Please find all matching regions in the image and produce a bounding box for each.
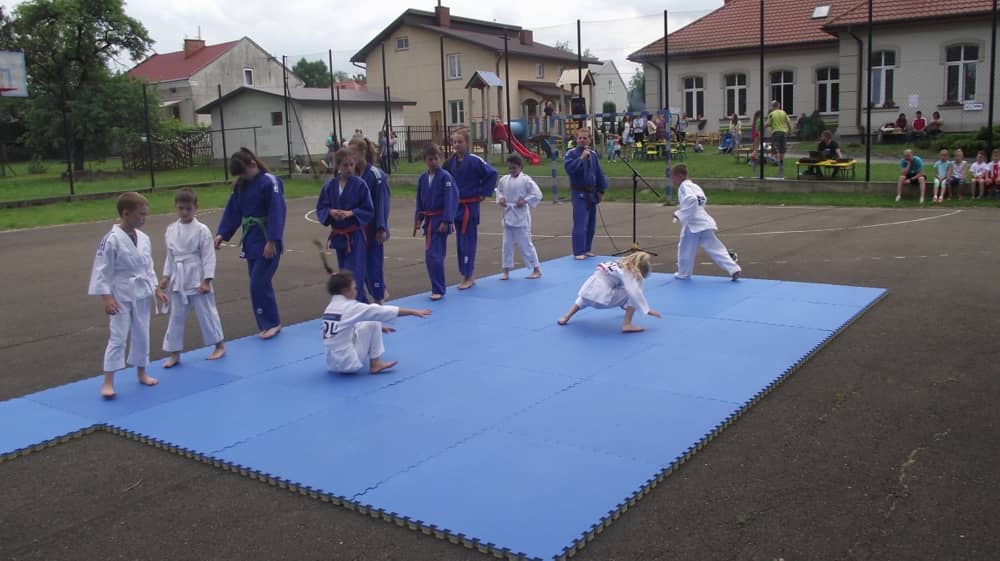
[535,63,544,79]
[682,76,704,118]
[243,68,254,86]
[448,99,465,124]
[945,44,978,103]
[724,73,747,117]
[870,50,895,108]
[447,53,462,80]
[816,67,840,114]
[770,70,794,114]
[395,36,409,51]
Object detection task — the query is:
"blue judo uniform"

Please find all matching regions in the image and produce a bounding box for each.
[415,169,459,296]
[317,175,374,303]
[360,164,391,302]
[217,172,287,331]
[443,153,497,279]
[563,146,608,257]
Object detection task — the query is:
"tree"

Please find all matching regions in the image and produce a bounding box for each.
[292,58,332,88]
[554,40,595,59]
[9,0,152,170]
[351,72,366,84]
[627,69,645,112]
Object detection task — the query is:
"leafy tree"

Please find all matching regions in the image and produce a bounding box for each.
[292,58,332,88]
[554,40,594,59]
[350,72,366,84]
[9,0,153,170]
[627,69,645,112]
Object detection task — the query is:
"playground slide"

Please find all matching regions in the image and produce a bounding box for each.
[503,125,541,165]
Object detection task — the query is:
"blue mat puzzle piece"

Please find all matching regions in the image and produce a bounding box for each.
[499,378,740,467]
[358,428,660,561]
[24,364,241,423]
[0,398,95,457]
[180,320,323,377]
[714,297,871,331]
[216,400,482,499]
[757,281,887,307]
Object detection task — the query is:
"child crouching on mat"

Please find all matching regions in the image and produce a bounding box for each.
[495,154,543,280]
[557,251,662,333]
[323,270,432,374]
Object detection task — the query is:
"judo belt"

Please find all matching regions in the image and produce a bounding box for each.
[328,224,362,254]
[457,197,480,235]
[240,216,269,245]
[414,209,444,250]
[571,185,595,193]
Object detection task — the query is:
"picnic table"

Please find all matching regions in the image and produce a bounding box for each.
[796,159,856,179]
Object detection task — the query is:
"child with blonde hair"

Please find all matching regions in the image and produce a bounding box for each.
[946,149,969,200]
[931,149,951,202]
[969,150,990,199]
[557,251,662,333]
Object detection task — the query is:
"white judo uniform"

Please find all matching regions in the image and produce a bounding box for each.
[673,179,741,279]
[495,173,543,270]
[322,295,400,373]
[162,218,225,352]
[88,225,158,372]
[576,261,651,314]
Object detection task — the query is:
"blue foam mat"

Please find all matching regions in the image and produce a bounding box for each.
[8,255,886,560]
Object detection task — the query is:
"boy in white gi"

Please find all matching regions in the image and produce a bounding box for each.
[671,164,742,281]
[557,251,662,333]
[323,270,432,374]
[88,192,168,398]
[495,154,543,280]
[159,188,226,368]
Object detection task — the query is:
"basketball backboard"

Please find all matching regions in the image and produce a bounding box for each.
[0,51,28,97]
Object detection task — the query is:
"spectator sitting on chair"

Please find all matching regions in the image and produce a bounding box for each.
[907,111,927,142]
[807,130,843,176]
[926,111,943,138]
[794,113,807,139]
[655,114,667,142]
[895,113,907,132]
[896,149,927,203]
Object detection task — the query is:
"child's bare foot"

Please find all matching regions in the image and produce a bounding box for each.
[259,325,282,339]
[100,382,116,399]
[526,270,542,279]
[206,344,226,360]
[622,324,645,333]
[500,271,510,280]
[585,252,596,257]
[370,359,398,374]
[137,370,159,386]
[430,293,443,301]
[574,255,586,260]
[163,352,181,368]
[457,278,475,289]
[557,316,570,326]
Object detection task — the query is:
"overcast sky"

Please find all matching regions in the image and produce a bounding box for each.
[8,0,722,79]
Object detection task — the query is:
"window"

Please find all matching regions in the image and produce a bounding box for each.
[724,73,747,117]
[811,5,831,18]
[171,105,181,120]
[243,68,254,86]
[682,76,704,118]
[271,112,283,126]
[770,70,794,114]
[869,51,895,107]
[535,63,544,79]
[816,67,840,113]
[395,36,409,51]
[946,44,978,103]
[447,54,462,80]
[448,100,465,124]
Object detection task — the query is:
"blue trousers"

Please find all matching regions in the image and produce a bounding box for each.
[365,239,386,302]
[247,255,281,331]
[571,191,597,256]
[334,231,367,303]
[426,230,450,295]
[455,223,479,278]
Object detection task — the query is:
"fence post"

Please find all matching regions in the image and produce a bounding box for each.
[59,82,75,196]
[142,83,155,189]
[407,125,413,162]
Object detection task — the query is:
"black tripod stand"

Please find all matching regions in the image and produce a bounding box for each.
[614,157,662,256]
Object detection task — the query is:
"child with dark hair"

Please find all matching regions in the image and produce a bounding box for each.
[317,149,374,302]
[323,270,431,374]
[215,148,286,339]
[495,154,543,280]
[349,138,392,304]
[415,145,459,300]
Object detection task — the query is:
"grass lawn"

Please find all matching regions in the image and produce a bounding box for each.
[1,175,996,232]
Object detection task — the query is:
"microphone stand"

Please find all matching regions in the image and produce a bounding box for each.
[614,156,661,256]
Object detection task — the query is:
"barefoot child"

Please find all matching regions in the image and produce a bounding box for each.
[931,149,951,202]
[495,154,543,280]
[160,188,225,368]
[443,127,498,290]
[350,138,392,304]
[323,270,432,374]
[969,150,990,199]
[88,192,168,398]
[415,145,459,300]
[317,148,374,302]
[671,164,742,281]
[557,252,662,333]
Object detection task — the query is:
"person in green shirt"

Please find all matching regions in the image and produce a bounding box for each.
[765,100,791,178]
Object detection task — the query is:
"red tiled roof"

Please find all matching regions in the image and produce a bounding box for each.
[824,0,995,27]
[630,0,857,59]
[128,40,241,82]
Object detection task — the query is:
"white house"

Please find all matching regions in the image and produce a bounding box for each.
[589,61,628,113]
[196,86,414,160]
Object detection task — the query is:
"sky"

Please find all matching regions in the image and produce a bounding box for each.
[5,0,722,80]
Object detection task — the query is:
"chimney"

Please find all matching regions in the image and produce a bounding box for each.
[435,4,450,27]
[184,38,206,58]
[519,30,533,46]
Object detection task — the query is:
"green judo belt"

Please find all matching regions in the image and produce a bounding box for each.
[240,216,269,243]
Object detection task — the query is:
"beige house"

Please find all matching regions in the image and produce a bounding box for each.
[129,36,302,126]
[351,4,597,140]
[629,0,999,140]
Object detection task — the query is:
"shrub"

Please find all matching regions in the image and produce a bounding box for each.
[26,156,47,174]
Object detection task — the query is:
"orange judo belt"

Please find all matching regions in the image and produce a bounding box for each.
[328,224,361,253]
[414,209,444,250]
[458,196,480,235]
